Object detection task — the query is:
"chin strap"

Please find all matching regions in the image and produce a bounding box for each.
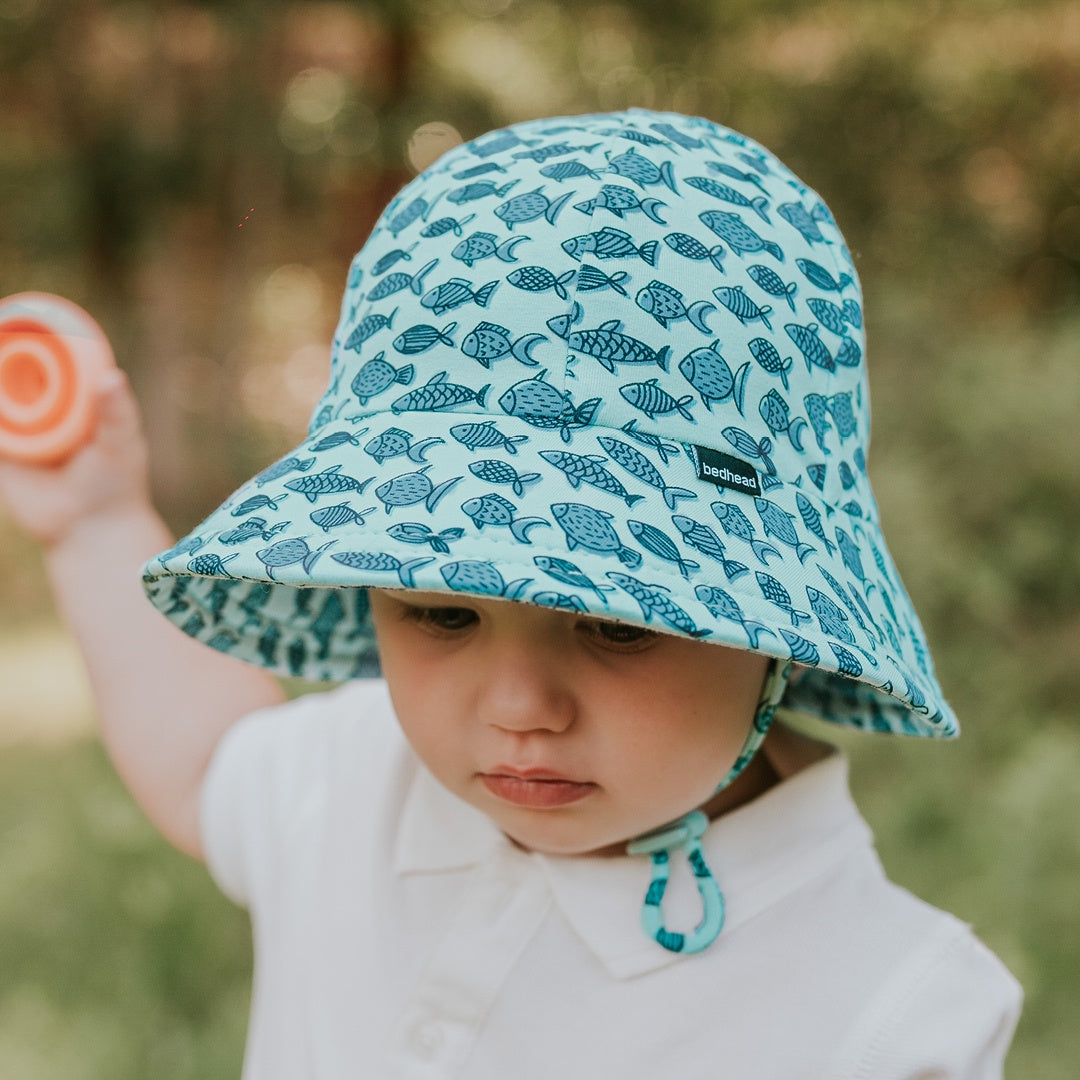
[626,657,793,955]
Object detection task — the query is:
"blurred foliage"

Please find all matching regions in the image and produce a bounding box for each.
[0,0,1078,1076]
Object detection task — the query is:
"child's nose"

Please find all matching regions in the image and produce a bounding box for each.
[476,636,576,735]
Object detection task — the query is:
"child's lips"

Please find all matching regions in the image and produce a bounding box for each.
[480,768,598,808]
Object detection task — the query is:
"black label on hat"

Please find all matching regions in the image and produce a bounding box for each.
[690,445,760,496]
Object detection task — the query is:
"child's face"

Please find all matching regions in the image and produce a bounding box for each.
[369,589,771,856]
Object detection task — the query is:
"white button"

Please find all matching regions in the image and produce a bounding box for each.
[410,1019,445,1060]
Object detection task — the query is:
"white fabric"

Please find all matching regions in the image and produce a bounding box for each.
[201,679,1022,1079]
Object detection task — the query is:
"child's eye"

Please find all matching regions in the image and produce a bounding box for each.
[581,618,658,651]
[404,605,478,635]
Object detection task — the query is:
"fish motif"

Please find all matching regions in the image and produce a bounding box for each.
[806,298,848,336]
[364,427,445,465]
[393,321,457,355]
[649,121,705,150]
[561,227,659,265]
[256,623,280,666]
[240,582,272,627]
[495,187,574,230]
[550,306,672,374]
[692,585,773,647]
[344,309,397,351]
[778,201,829,244]
[785,322,835,373]
[449,420,528,455]
[606,148,678,192]
[309,502,377,532]
[498,370,601,443]
[447,180,520,204]
[747,265,797,312]
[285,465,373,504]
[440,559,531,598]
[421,277,498,316]
[471,130,530,157]
[705,160,768,192]
[670,515,749,582]
[618,420,680,465]
[539,160,602,182]
[601,127,669,147]
[686,176,770,223]
[421,214,476,238]
[375,464,462,514]
[372,244,417,275]
[829,642,863,678]
[460,493,549,543]
[710,499,780,565]
[754,497,816,564]
[609,573,711,637]
[838,461,856,490]
[506,265,577,300]
[366,258,437,301]
[392,371,490,413]
[806,462,827,491]
[256,537,336,580]
[310,591,345,662]
[834,337,861,369]
[758,389,807,450]
[574,184,667,224]
[779,628,820,666]
[699,210,783,261]
[597,435,696,511]
[461,321,545,368]
[387,197,434,237]
[468,458,542,497]
[188,552,239,577]
[254,456,315,487]
[219,517,290,545]
[576,265,629,296]
[826,392,857,439]
[721,427,777,476]
[747,337,793,391]
[513,142,599,163]
[627,520,699,579]
[835,526,870,589]
[534,555,614,605]
[806,586,856,644]
[351,353,415,405]
[453,161,506,178]
[678,343,749,414]
[621,378,695,422]
[636,280,716,333]
[755,571,811,626]
[312,430,367,452]
[532,591,588,612]
[795,492,836,555]
[539,450,644,507]
[663,231,726,272]
[804,393,833,452]
[842,299,863,328]
[386,522,466,554]
[332,550,435,588]
[713,285,772,329]
[551,502,641,567]
[232,493,287,517]
[735,150,773,176]
[796,258,853,293]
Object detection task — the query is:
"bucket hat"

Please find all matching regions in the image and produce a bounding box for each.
[142,108,957,742]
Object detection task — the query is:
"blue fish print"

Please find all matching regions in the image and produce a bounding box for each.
[679,343,749,414]
[421,214,477,238]
[636,281,716,333]
[835,526,871,589]
[512,141,599,163]
[601,127,668,147]
[806,462,827,491]
[310,591,345,661]
[710,499,780,565]
[387,197,435,237]
[699,210,783,260]
[606,148,678,192]
[663,231,726,272]
[421,277,498,316]
[550,308,672,374]
[452,231,526,267]
[779,628,820,666]
[785,322,835,373]
[309,502,377,532]
[219,517,290,545]
[692,585,773,647]
[806,298,848,336]
[366,258,438,301]
[842,299,863,328]
[551,502,641,567]
[344,309,397,351]
[372,244,417,276]
[447,179,519,204]
[498,369,601,443]
[256,537,336,581]
[795,492,836,555]
[351,353,414,405]
[539,159,602,182]
[376,465,462,514]
[620,378,695,422]
[608,573,711,637]
[796,257,853,293]
[506,265,577,301]
[686,176,770,224]
[460,493,549,543]
[561,226,659,265]
[627,520,699,579]
[534,555,614,605]
[574,184,667,224]
[449,420,528,455]
[392,321,457,355]
[392,371,490,413]
[838,461,857,490]
[539,450,645,507]
[231,494,286,517]
[804,393,833,452]
[758,389,807,450]
[468,458,542,497]
[532,591,588,612]
[597,435,696,510]
[576,265,629,296]
[806,586,856,645]
[705,160,768,193]
[386,522,465,554]
[721,426,776,476]
[470,130,530,157]
[285,465,373,504]
[188,552,239,578]
[747,265,797,312]
[754,497,816,564]
[670,515,749,582]
[747,337,794,391]
[495,187,574,229]
[649,121,705,150]
[332,550,434,588]
[364,427,445,465]
[461,322,545,368]
[254,455,315,487]
[755,571,811,626]
[834,337,861,369]
[713,285,772,329]
[778,201,829,244]
[829,642,864,678]
[826,392,858,439]
[440,559,531,598]
[618,420,680,465]
[312,430,366,452]
[452,162,507,179]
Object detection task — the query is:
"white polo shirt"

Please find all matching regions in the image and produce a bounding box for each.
[202,679,1021,1079]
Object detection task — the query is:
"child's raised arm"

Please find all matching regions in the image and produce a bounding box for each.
[0,368,285,858]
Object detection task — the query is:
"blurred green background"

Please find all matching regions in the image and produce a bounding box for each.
[1,0,1078,1076]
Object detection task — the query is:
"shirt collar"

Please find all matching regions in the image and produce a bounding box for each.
[393,753,872,979]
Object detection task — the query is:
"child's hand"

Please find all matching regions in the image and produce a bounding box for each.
[0,368,152,548]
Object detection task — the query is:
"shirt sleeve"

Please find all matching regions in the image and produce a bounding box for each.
[833,916,1023,1080]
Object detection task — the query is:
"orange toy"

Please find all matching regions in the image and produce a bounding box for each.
[0,292,116,465]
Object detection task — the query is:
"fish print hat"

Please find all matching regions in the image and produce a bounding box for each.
[143,108,957,743]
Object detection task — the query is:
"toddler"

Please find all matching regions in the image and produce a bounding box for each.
[0,109,1021,1078]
